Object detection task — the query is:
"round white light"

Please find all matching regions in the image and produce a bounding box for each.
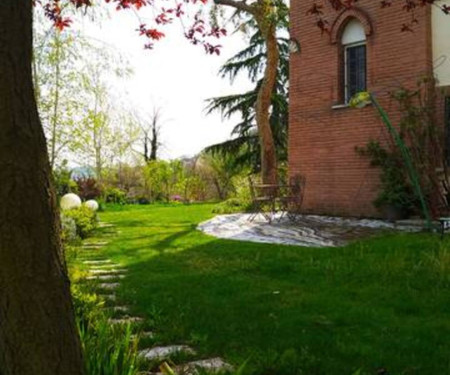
[60,193,82,211]
[84,200,99,212]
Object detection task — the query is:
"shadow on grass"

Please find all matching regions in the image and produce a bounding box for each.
[113,231,450,375]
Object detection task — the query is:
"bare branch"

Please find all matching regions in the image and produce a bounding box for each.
[214,0,255,14]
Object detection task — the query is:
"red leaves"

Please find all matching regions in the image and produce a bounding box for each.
[138,24,165,40]
[42,0,72,31]
[105,0,148,11]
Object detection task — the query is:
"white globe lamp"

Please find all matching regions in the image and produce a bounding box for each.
[84,200,99,212]
[60,193,82,211]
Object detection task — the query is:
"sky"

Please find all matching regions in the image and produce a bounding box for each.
[78,5,253,160]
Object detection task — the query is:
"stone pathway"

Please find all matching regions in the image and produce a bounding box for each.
[79,221,233,375]
[198,213,423,248]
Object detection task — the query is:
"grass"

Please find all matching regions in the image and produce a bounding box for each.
[86,203,450,375]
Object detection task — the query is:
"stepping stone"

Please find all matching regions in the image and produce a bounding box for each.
[88,263,122,269]
[139,345,196,361]
[83,259,112,265]
[108,316,143,325]
[97,283,120,290]
[110,305,129,313]
[85,241,109,245]
[100,294,116,301]
[177,358,233,374]
[99,223,114,228]
[89,269,126,275]
[86,274,125,281]
[82,245,103,250]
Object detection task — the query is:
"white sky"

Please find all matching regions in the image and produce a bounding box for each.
[78,6,252,160]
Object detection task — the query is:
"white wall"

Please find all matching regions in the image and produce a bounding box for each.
[433,0,450,87]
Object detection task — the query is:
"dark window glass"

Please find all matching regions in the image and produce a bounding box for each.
[345,44,366,103]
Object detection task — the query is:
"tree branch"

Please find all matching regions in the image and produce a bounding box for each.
[214,0,254,14]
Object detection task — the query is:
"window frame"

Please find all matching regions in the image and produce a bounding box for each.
[343,40,367,104]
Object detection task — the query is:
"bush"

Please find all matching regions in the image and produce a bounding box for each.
[212,198,250,214]
[64,205,98,239]
[76,177,102,201]
[104,187,127,205]
[61,214,78,244]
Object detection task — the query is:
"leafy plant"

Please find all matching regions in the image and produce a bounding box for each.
[53,162,78,197]
[78,318,142,375]
[104,186,127,205]
[61,213,78,243]
[64,205,98,238]
[212,198,251,214]
[76,177,102,200]
[356,140,416,212]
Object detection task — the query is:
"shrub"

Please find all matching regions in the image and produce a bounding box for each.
[64,205,98,238]
[61,214,78,244]
[356,140,416,213]
[104,187,127,205]
[212,198,250,214]
[76,177,102,200]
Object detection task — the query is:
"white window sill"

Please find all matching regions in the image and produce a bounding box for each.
[331,103,350,110]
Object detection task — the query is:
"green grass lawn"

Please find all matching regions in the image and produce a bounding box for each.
[91,204,450,375]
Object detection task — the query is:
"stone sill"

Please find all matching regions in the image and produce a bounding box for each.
[331,104,350,110]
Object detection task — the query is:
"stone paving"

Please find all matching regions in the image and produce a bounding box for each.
[198,213,423,247]
[79,221,233,375]
[139,345,196,361]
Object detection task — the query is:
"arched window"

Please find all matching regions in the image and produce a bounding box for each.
[342,19,367,103]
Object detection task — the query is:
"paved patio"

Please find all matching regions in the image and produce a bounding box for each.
[198,213,423,247]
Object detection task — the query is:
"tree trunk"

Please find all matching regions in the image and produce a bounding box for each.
[255,17,279,185]
[0,2,85,374]
[213,0,280,185]
[150,123,158,161]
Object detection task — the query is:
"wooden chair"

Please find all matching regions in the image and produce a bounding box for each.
[278,175,306,222]
[248,177,277,223]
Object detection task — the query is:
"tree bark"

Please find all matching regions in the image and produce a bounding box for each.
[255,14,279,185]
[0,2,85,374]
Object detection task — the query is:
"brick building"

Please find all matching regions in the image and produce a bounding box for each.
[289,0,450,217]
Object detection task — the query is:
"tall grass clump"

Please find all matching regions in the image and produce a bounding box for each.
[79,318,141,375]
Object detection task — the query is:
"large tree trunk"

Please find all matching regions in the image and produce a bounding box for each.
[0,2,85,374]
[255,18,279,185]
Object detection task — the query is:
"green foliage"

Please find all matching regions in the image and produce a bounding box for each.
[64,205,98,238]
[212,198,251,214]
[144,160,186,202]
[70,280,142,375]
[205,20,289,172]
[54,162,78,197]
[104,186,127,204]
[356,140,416,211]
[61,214,78,244]
[79,318,141,375]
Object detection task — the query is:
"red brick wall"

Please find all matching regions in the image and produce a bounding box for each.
[289,1,433,217]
